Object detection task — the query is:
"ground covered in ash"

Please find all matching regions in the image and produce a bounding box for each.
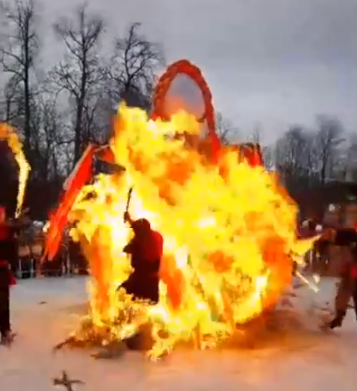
[1,276,357,391]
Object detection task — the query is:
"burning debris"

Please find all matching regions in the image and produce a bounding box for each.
[53,371,84,391]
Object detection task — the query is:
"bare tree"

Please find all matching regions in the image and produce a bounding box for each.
[107,22,165,109]
[338,133,357,182]
[245,126,274,171]
[313,115,345,183]
[51,2,105,164]
[248,125,263,144]
[261,145,275,171]
[275,125,316,193]
[0,75,21,122]
[215,112,238,145]
[29,91,70,181]
[0,0,39,153]
[82,94,114,144]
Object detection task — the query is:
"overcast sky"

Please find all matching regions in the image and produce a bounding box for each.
[38,0,357,141]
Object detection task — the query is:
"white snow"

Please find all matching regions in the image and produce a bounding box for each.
[1,276,357,391]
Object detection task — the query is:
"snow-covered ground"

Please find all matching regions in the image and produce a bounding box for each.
[1,276,357,391]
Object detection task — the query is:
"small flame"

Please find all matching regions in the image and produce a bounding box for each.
[0,124,30,216]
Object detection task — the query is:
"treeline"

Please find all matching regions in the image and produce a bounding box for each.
[0,0,355,220]
[265,117,357,216]
[220,114,357,216]
[0,0,164,217]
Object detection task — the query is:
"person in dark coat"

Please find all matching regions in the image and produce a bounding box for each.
[0,206,30,344]
[119,212,163,304]
[318,227,357,329]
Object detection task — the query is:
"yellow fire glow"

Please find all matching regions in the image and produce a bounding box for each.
[68,104,313,358]
[0,123,30,216]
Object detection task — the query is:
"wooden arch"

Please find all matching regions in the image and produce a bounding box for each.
[152,59,220,161]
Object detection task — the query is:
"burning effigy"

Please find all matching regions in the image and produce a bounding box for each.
[46,60,315,358]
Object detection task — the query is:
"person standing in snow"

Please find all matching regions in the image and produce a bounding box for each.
[119,212,164,304]
[0,206,30,344]
[318,227,357,329]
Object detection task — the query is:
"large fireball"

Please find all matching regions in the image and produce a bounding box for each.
[68,104,312,358]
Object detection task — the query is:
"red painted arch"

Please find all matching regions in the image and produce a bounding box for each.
[152,59,220,162]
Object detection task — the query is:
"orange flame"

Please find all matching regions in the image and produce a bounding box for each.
[67,105,314,358]
[0,123,30,216]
